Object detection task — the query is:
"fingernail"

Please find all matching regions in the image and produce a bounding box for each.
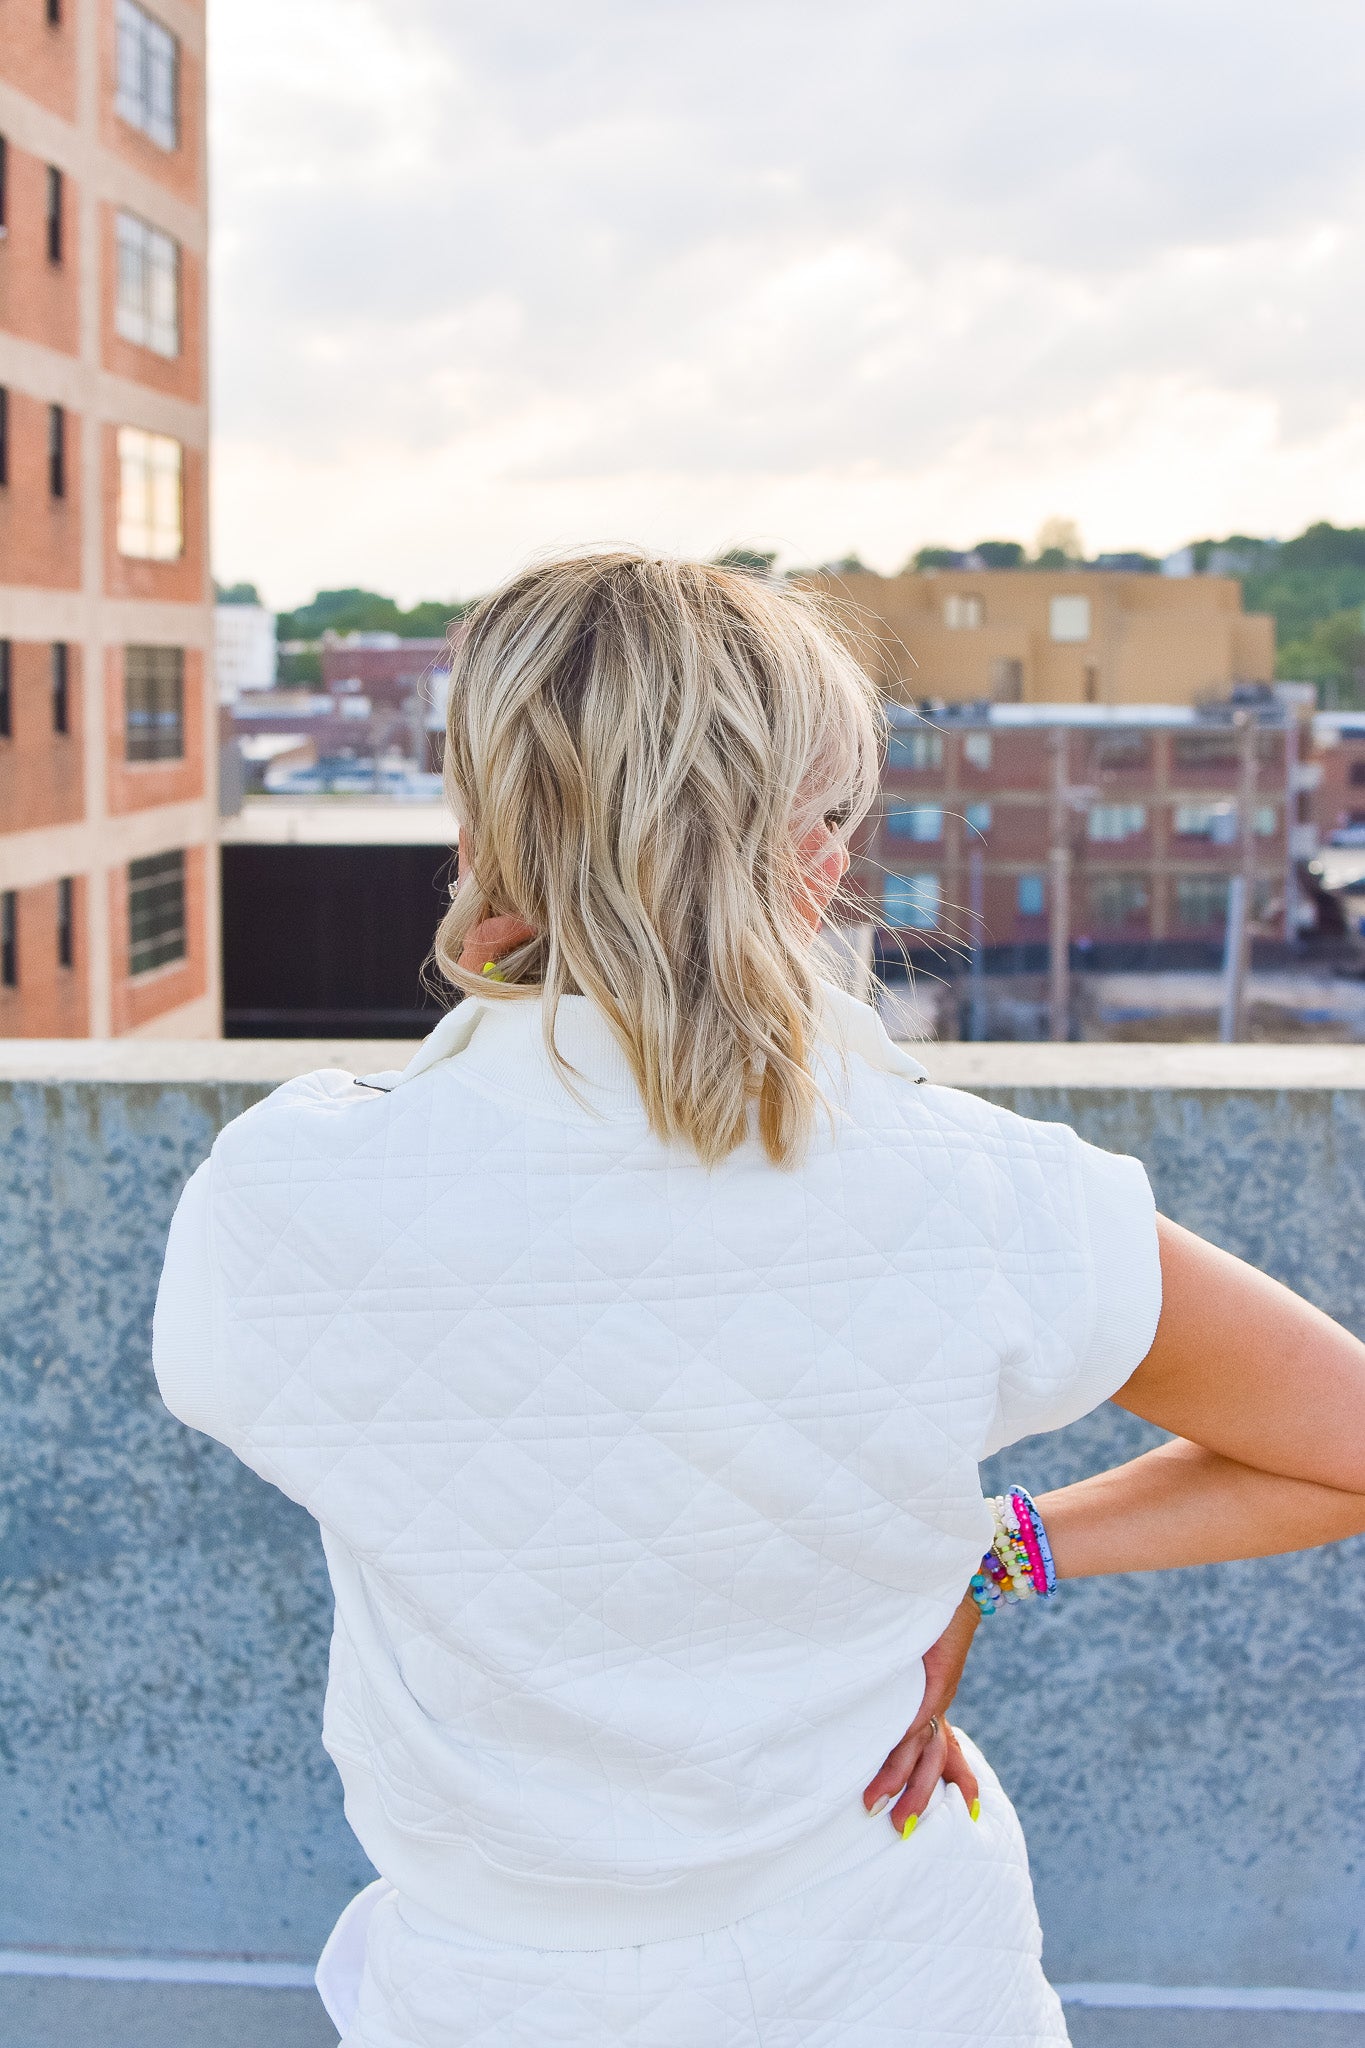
[900,1813,918,1841]
[969,1798,981,1823]
[868,1795,890,1817]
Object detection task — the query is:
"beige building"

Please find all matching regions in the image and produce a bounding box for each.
[0,0,215,1038]
[809,567,1275,709]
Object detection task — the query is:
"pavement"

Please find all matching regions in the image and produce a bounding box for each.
[3,1978,1364,2047]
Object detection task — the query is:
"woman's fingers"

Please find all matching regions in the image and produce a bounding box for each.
[862,1722,930,1813]
[888,1723,947,1837]
[940,1724,981,1820]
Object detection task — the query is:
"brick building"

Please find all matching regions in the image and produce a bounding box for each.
[0,0,214,1037]
[859,695,1318,953]
[812,566,1275,708]
[1314,714,1365,843]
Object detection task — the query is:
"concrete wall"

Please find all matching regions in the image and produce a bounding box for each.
[2,1040,1364,1985]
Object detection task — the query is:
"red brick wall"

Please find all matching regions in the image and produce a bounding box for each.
[0,140,80,355]
[104,643,206,815]
[0,873,88,1037]
[0,0,79,120]
[0,391,83,587]
[108,838,208,1033]
[0,638,84,829]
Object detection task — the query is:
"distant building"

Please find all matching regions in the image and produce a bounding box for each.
[855,692,1318,954]
[214,601,276,699]
[1314,713,1365,845]
[808,567,1274,707]
[0,0,216,1039]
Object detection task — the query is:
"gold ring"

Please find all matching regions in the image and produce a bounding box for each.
[927,1715,940,1739]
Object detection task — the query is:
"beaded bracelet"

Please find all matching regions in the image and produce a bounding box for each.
[968,1487,1057,1617]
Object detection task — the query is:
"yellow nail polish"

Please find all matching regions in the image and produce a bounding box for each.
[970,1798,981,1823]
[481,962,504,980]
[900,1814,917,1841]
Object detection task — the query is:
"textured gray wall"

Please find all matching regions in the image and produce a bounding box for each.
[1,1060,1363,1985]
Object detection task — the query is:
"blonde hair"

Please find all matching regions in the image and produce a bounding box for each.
[433,550,882,1166]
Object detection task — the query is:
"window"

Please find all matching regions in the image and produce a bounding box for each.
[1173,802,1236,843]
[1017,873,1046,917]
[1092,732,1149,772]
[962,731,993,770]
[45,165,63,264]
[1049,595,1091,643]
[124,644,184,760]
[882,873,939,930]
[1254,804,1278,837]
[1350,761,1365,789]
[964,802,992,838]
[1089,876,1149,925]
[115,0,179,150]
[0,134,9,235]
[128,849,185,974]
[1174,876,1230,929]
[1087,803,1147,843]
[57,877,74,969]
[116,427,182,558]
[51,642,69,735]
[0,385,9,486]
[1173,731,1238,772]
[944,594,983,629]
[886,803,943,842]
[48,403,66,498]
[115,211,180,357]
[47,0,62,23]
[885,726,943,771]
[0,640,10,738]
[990,657,1023,702]
[1,891,16,988]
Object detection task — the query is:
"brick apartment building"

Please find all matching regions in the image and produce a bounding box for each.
[0,0,214,1038]
[859,695,1318,953]
[814,566,1275,707]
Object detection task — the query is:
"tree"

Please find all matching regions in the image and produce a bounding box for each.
[974,540,1025,570]
[275,588,469,641]
[713,548,778,576]
[215,580,262,606]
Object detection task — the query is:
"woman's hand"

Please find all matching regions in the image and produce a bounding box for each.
[862,1594,982,1835]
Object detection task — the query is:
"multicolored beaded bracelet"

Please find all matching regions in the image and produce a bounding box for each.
[968,1488,1057,1617]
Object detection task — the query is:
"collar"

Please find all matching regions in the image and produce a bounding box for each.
[365,981,928,1114]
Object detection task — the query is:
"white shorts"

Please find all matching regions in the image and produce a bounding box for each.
[317,1733,1068,2048]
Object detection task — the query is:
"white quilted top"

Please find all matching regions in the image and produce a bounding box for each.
[153,985,1161,1955]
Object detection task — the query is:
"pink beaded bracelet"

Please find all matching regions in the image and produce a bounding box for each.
[968,1488,1057,1616]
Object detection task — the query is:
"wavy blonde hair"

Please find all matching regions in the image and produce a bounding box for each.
[433,550,882,1166]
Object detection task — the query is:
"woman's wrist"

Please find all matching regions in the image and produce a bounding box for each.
[969,1487,1057,1616]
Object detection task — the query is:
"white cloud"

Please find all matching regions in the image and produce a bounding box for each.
[209,0,1365,605]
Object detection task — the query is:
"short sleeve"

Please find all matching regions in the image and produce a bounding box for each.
[984,1129,1162,1455]
[152,1158,222,1438]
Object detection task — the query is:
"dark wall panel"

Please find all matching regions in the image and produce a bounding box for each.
[222,843,456,1036]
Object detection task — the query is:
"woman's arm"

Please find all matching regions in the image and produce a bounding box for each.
[1041,1213,1365,1576]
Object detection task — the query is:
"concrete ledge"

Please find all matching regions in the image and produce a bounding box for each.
[4,1036,1365,1090]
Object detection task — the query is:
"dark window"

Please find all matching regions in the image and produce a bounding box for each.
[1349,761,1365,789]
[0,640,10,738]
[48,403,65,498]
[47,0,62,23]
[45,165,63,264]
[128,848,185,974]
[1,891,16,989]
[51,642,69,734]
[124,645,184,760]
[0,385,9,486]
[57,877,74,969]
[0,135,8,234]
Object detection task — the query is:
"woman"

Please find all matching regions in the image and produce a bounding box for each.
[154,552,1365,2048]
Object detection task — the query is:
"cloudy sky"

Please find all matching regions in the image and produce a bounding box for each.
[209,0,1365,607]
